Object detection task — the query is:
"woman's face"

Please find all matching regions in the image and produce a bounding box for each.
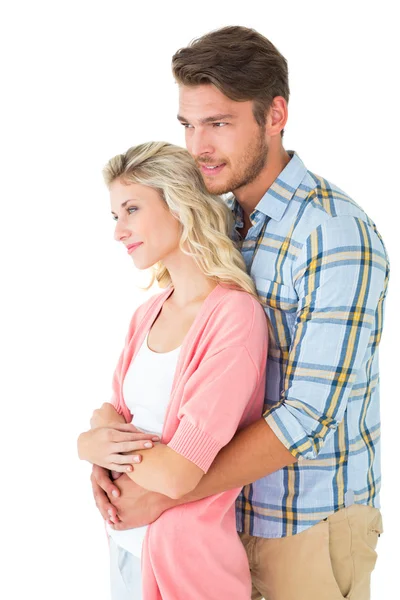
[110,179,181,269]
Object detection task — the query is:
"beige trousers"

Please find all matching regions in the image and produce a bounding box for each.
[239,505,383,600]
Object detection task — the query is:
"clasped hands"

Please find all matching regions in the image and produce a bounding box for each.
[79,403,173,529]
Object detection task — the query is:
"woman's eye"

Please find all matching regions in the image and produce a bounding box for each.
[112,215,118,221]
[128,207,137,214]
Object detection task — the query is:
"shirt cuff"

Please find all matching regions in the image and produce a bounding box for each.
[264,403,321,460]
[167,416,223,473]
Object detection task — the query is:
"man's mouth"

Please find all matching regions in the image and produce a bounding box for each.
[199,163,226,176]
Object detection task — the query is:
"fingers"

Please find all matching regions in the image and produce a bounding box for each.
[108,453,142,473]
[109,426,160,441]
[91,474,117,521]
[106,504,121,525]
[113,439,154,454]
[106,511,121,526]
[108,463,133,473]
[92,464,121,498]
[108,520,130,531]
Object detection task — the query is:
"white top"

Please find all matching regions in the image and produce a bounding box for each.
[107,331,181,557]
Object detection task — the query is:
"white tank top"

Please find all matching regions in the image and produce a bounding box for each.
[107,330,181,557]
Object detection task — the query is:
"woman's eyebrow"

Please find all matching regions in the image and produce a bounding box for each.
[120,198,141,207]
[111,199,141,214]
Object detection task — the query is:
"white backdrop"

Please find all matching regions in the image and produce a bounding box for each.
[1,1,398,598]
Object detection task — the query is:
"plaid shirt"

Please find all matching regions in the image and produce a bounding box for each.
[232,152,390,538]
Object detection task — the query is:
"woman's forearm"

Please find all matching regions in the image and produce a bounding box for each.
[90,406,203,498]
[126,443,203,499]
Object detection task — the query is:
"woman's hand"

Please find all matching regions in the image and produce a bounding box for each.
[77,423,159,473]
[90,403,127,429]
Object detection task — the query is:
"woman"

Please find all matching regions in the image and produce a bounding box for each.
[77,142,268,600]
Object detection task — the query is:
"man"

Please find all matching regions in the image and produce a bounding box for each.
[92,26,389,599]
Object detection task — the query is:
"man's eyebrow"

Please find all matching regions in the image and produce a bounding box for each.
[177,113,235,125]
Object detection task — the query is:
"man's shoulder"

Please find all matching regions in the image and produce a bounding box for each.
[293,169,378,242]
[303,170,370,220]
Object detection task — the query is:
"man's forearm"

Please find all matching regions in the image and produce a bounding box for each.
[176,418,296,505]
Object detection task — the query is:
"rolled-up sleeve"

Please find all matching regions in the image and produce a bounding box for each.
[264,215,389,459]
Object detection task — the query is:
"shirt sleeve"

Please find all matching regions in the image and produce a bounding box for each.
[264,215,389,460]
[167,344,265,473]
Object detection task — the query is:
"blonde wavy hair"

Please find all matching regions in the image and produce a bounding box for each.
[103,141,259,300]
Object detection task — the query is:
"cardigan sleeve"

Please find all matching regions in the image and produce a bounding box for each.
[167,344,265,473]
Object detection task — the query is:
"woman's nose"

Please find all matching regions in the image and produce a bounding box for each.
[114,219,131,242]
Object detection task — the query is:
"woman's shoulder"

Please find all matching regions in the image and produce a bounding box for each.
[216,286,266,321]
[205,285,268,347]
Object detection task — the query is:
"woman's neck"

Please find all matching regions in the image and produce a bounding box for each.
[162,250,218,309]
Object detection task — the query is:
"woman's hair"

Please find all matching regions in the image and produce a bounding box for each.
[172,25,289,132]
[103,141,259,299]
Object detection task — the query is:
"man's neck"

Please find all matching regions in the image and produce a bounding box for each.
[235,147,291,219]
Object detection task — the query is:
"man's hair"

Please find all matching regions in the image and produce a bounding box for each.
[172,26,289,128]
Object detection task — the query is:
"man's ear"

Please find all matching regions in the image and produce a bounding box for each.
[267,96,288,137]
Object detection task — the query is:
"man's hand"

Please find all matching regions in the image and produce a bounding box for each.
[91,465,176,529]
[91,465,123,523]
[109,474,177,530]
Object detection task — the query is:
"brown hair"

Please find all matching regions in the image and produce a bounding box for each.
[172,26,289,129]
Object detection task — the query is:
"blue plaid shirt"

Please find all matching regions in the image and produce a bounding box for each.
[232,152,389,538]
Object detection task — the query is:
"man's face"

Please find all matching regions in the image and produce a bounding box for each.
[178,84,268,195]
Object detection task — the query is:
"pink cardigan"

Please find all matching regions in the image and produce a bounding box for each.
[111,283,268,599]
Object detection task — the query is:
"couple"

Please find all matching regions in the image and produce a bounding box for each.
[78,26,389,600]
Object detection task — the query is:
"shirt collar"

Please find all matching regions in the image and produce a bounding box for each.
[231,151,308,229]
[255,151,307,221]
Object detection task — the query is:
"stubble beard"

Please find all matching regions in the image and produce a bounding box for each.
[201,130,269,196]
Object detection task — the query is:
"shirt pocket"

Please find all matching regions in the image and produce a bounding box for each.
[254,276,298,349]
[254,276,298,314]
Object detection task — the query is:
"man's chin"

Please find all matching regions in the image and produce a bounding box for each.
[203,179,231,196]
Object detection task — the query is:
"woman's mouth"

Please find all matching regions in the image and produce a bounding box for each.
[126,242,143,254]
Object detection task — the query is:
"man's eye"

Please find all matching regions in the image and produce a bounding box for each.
[183,123,194,129]
[213,122,226,127]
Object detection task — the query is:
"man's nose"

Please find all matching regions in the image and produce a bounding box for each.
[189,129,214,159]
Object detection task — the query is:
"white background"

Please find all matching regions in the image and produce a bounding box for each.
[1,1,398,598]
